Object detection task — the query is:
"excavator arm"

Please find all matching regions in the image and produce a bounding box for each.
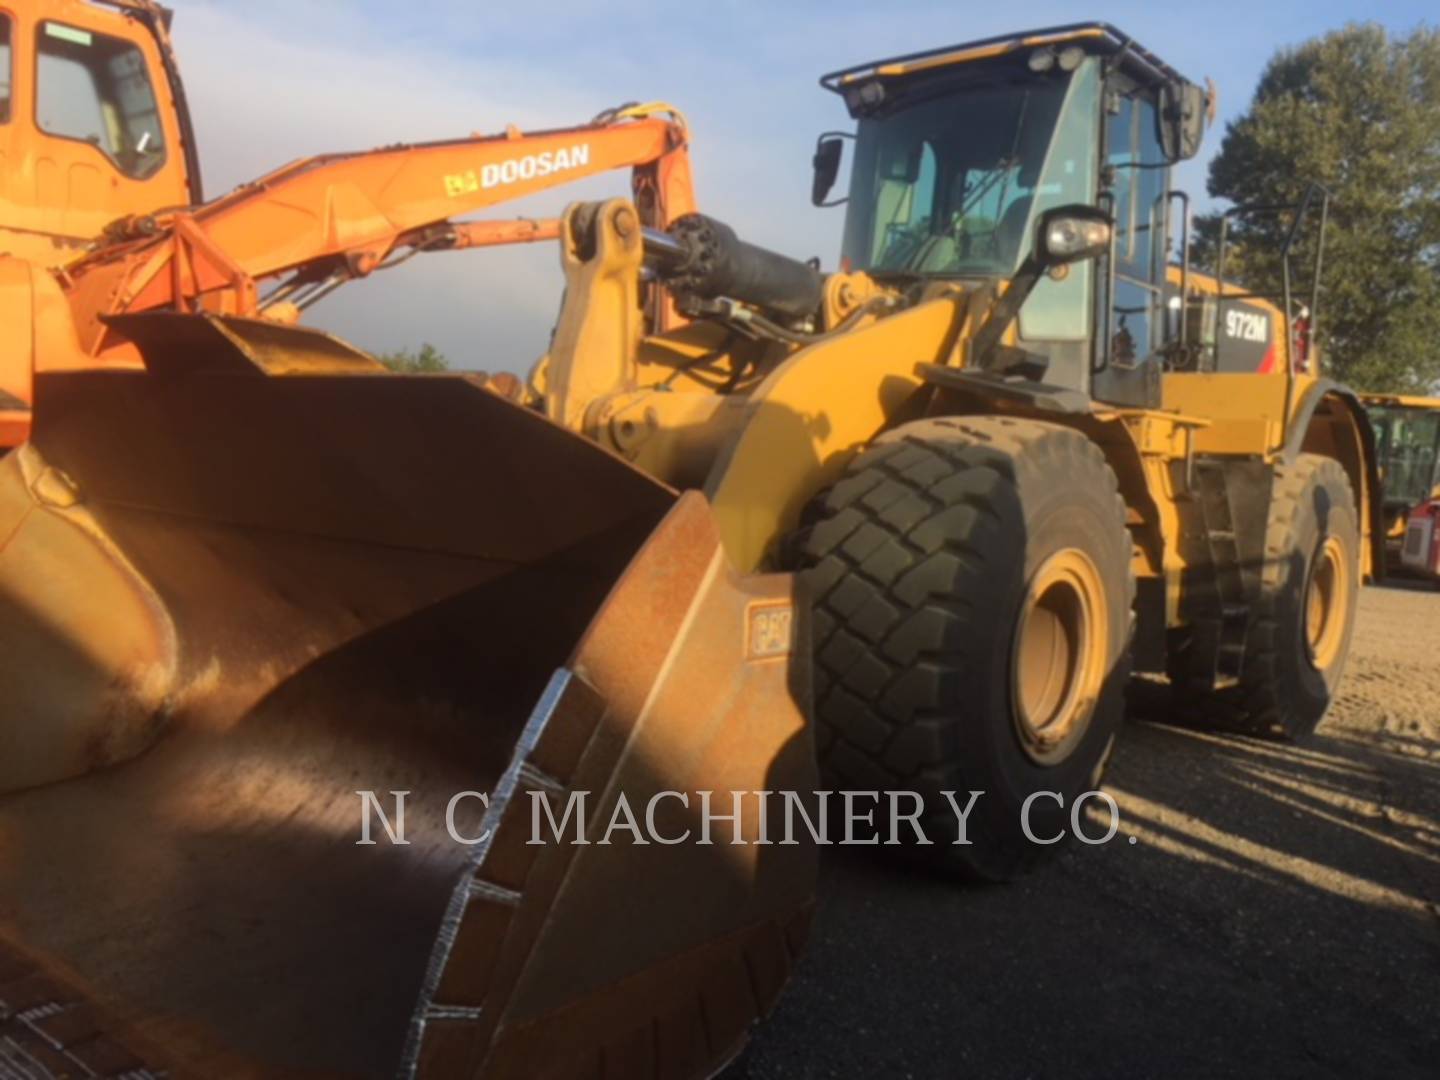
[60,103,695,359]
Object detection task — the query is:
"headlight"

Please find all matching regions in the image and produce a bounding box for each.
[1033,205,1114,266]
[1044,216,1111,259]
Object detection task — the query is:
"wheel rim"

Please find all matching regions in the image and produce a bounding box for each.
[1305,534,1349,672]
[1011,548,1108,765]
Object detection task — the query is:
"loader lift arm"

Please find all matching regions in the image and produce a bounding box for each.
[61,103,696,358]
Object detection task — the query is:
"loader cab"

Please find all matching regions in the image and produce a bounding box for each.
[817,25,1207,409]
[0,0,200,270]
[1366,398,1440,523]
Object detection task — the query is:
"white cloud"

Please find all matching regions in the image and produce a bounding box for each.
[177,4,601,194]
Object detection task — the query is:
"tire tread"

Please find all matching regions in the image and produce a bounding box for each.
[787,417,1134,878]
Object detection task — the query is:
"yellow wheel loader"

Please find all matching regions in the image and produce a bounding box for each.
[526,23,1380,866]
[1361,394,1440,566]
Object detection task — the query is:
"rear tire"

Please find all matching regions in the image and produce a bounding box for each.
[785,417,1134,881]
[1168,454,1360,740]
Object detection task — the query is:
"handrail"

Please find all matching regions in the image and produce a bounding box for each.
[1212,183,1330,452]
[1164,189,1191,350]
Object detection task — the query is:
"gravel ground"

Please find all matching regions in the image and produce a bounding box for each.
[734,582,1440,1079]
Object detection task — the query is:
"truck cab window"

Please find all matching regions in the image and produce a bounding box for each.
[36,20,166,178]
[1,16,12,123]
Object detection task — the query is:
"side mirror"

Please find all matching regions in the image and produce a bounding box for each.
[1158,80,1208,163]
[812,135,846,207]
[1036,204,1113,266]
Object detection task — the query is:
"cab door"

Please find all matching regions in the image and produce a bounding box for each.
[1093,75,1170,408]
[0,2,192,269]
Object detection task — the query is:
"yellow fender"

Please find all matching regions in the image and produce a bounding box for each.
[704,293,966,571]
[1288,379,1386,580]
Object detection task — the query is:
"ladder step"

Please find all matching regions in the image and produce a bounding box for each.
[1191,456,1250,686]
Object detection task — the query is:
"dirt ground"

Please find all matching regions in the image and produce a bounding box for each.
[734,582,1440,1078]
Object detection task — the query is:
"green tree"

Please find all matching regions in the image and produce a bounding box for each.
[1197,24,1440,392]
[376,342,450,373]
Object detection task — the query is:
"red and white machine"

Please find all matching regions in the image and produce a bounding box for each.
[1401,500,1440,582]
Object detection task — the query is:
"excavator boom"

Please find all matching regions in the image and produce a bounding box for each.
[61,105,696,363]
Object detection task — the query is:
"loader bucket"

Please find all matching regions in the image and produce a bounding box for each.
[0,316,816,1079]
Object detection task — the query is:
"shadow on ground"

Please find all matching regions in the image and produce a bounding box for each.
[733,583,1440,1079]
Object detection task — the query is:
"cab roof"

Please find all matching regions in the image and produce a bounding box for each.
[820,23,1191,96]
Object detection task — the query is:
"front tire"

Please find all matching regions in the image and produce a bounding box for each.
[786,417,1135,880]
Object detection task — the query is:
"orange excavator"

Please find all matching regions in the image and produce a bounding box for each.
[0,2,815,1077]
[1,0,698,434]
[37,100,697,367]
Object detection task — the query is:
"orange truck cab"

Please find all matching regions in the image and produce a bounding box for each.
[0,0,198,440]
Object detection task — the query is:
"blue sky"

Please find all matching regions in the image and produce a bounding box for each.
[174,0,1434,371]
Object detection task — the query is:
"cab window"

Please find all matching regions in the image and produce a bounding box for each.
[1101,83,1168,367]
[1,15,12,123]
[35,20,166,178]
[841,73,1072,277]
[1131,100,1167,280]
[1105,95,1135,261]
[870,140,938,267]
[1018,57,1101,341]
